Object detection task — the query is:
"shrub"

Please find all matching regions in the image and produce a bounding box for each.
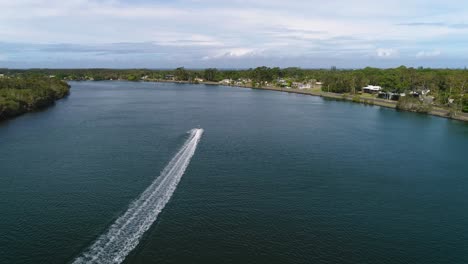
[396,96,431,113]
[462,95,468,113]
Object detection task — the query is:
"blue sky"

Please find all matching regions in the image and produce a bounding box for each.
[1,0,468,68]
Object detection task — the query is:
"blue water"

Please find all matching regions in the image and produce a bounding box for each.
[1,81,467,264]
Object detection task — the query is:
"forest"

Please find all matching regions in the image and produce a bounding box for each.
[0,76,70,121]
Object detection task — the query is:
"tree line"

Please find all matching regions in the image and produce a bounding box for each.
[1,66,467,112]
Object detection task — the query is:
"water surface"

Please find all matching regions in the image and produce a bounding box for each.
[1,81,467,264]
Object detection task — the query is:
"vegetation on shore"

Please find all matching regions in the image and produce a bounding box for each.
[1,66,467,116]
[396,96,432,113]
[463,96,468,113]
[0,76,70,121]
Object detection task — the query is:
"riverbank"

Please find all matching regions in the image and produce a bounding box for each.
[148,79,468,123]
[0,78,70,122]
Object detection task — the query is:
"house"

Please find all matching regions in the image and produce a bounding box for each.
[363,85,382,93]
[165,74,175,80]
[298,83,312,89]
[0,74,4,78]
[219,79,232,85]
[194,78,204,82]
[235,78,251,86]
[233,78,250,86]
[277,79,289,87]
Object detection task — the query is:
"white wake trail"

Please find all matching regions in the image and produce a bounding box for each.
[73,128,204,264]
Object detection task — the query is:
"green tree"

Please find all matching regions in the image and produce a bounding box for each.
[204,68,219,81]
[174,67,190,81]
[462,95,468,113]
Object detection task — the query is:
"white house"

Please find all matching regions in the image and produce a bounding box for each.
[363,85,382,93]
[219,79,232,85]
[298,83,312,89]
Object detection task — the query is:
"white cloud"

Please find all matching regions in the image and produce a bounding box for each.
[222,48,258,57]
[202,48,261,60]
[376,48,399,58]
[416,50,441,58]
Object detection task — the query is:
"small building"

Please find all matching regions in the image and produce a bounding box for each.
[363,85,382,93]
[194,78,204,83]
[298,83,312,89]
[165,75,175,80]
[219,79,232,85]
[277,79,288,87]
[0,74,4,78]
[234,79,248,86]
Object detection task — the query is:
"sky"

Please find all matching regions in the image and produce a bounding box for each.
[1,0,468,68]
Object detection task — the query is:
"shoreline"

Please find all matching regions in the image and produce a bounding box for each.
[146,79,468,123]
[0,92,70,122]
[0,81,70,122]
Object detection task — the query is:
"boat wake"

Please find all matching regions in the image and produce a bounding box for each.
[72,128,204,264]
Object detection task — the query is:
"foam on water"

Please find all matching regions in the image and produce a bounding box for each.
[72,128,204,264]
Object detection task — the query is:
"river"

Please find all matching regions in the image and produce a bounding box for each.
[1,81,467,263]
